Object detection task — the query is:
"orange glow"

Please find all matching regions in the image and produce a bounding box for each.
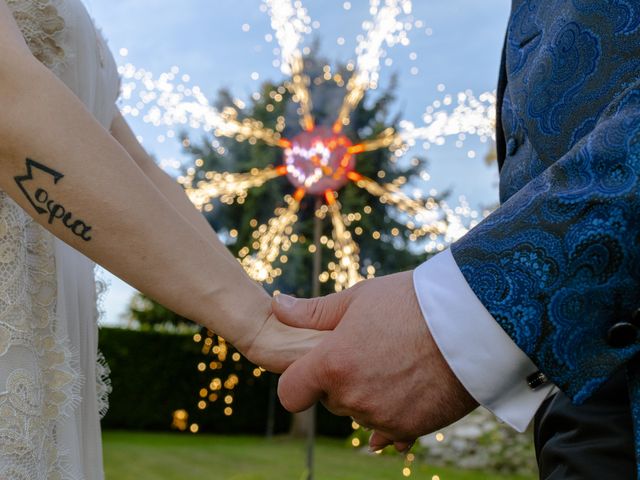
[324,190,337,205]
[278,138,292,149]
[294,188,306,202]
[347,171,363,182]
[288,53,315,132]
[303,116,315,132]
[283,127,355,195]
[275,165,288,176]
[332,120,344,134]
[348,144,366,154]
[347,129,399,155]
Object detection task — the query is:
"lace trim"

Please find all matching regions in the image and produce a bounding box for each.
[94,267,111,418]
[6,0,69,75]
[0,194,82,480]
[95,351,111,419]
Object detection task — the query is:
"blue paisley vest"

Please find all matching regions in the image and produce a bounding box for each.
[451,0,640,474]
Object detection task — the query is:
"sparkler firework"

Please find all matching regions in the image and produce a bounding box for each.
[118,0,493,292]
[119,5,495,471]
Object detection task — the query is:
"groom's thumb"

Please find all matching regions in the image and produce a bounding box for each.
[272,291,350,331]
[278,347,325,413]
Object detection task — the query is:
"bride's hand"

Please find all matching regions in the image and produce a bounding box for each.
[242,310,327,374]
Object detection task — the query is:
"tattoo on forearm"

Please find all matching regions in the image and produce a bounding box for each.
[14,158,93,242]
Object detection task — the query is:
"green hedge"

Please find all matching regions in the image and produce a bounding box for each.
[99,327,351,437]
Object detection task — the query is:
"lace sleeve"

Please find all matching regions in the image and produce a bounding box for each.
[0,194,82,479]
[5,0,68,75]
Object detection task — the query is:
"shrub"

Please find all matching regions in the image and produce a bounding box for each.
[99,327,351,437]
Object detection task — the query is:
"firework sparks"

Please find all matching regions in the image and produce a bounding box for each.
[407,197,480,253]
[325,192,363,291]
[347,172,439,222]
[264,0,315,130]
[399,90,497,148]
[217,107,290,147]
[334,0,412,131]
[288,54,315,131]
[348,127,403,154]
[118,62,494,156]
[118,64,289,148]
[240,192,303,283]
[116,0,491,294]
[182,166,288,209]
[264,0,312,76]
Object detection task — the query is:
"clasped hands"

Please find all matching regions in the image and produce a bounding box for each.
[271,271,478,452]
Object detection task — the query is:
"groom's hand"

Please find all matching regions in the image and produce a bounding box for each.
[272,272,478,451]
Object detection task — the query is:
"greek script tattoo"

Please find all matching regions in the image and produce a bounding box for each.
[14,158,93,242]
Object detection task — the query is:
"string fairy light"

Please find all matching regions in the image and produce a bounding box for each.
[191,330,243,418]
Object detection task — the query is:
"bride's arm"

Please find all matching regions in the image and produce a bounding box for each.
[108,112,237,264]
[0,4,320,372]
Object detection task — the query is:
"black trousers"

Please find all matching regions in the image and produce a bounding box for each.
[534,369,636,479]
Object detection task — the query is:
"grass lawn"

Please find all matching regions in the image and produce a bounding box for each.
[103,431,536,480]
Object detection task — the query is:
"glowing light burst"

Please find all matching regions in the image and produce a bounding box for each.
[399,90,497,149]
[180,166,287,208]
[335,0,412,131]
[284,127,355,194]
[325,192,363,291]
[265,0,312,76]
[348,127,404,154]
[265,0,315,130]
[349,172,434,219]
[216,107,290,147]
[117,0,493,293]
[240,193,302,284]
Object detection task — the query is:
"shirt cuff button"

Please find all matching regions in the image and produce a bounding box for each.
[527,371,548,390]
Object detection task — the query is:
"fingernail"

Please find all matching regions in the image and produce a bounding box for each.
[368,441,385,453]
[274,294,296,308]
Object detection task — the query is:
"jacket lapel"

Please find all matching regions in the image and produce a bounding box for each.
[496,35,508,173]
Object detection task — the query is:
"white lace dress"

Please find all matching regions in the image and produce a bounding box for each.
[0,1,119,478]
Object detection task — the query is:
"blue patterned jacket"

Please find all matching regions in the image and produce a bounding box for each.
[450,0,640,472]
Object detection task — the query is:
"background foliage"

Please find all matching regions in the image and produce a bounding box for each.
[100,327,351,436]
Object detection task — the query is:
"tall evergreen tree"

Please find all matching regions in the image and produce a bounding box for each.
[130,50,439,330]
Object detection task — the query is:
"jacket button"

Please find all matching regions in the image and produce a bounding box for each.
[607,322,638,348]
[506,137,519,156]
[527,371,549,390]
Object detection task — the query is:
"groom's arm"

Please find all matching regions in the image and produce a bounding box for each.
[274,81,640,445]
[447,83,640,405]
[409,84,640,440]
[413,249,558,433]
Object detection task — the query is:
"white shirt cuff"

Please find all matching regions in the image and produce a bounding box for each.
[413,248,558,432]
